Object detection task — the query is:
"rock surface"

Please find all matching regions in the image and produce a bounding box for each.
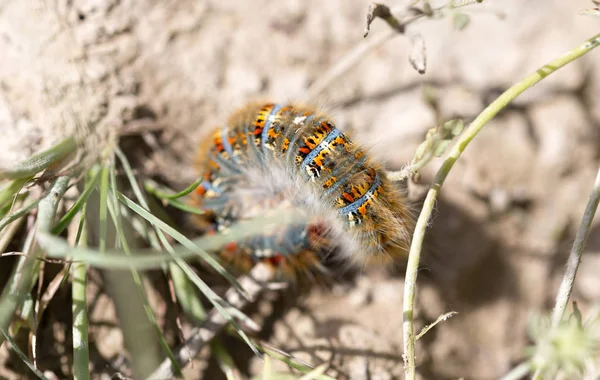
[1,0,599,379]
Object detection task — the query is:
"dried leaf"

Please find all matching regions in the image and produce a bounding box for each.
[409,33,427,74]
[364,2,405,37]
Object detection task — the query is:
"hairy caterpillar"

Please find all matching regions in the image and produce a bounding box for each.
[191,102,414,280]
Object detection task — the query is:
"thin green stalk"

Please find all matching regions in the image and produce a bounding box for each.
[144,178,202,200]
[211,340,239,380]
[37,209,300,269]
[118,192,245,295]
[528,165,600,380]
[143,196,207,321]
[0,209,28,253]
[0,176,70,348]
[550,166,600,326]
[72,215,89,380]
[115,148,239,292]
[0,328,49,379]
[147,263,271,380]
[0,178,30,210]
[0,198,41,233]
[0,137,77,180]
[152,195,206,215]
[106,166,175,378]
[98,166,109,253]
[52,167,100,235]
[402,33,600,379]
[114,148,260,365]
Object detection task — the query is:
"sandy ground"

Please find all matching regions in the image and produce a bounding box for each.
[1,0,600,379]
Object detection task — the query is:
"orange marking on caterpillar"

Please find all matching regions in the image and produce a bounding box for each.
[190,101,415,281]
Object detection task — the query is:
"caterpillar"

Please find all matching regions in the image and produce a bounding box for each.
[191,102,414,280]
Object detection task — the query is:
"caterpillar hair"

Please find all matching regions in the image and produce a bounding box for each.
[190,102,414,281]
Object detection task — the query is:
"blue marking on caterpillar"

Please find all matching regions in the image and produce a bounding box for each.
[300,128,343,179]
[221,126,239,164]
[338,174,382,215]
[261,104,284,150]
[323,156,368,197]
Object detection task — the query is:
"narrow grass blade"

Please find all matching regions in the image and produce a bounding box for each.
[141,186,259,358]
[98,166,109,253]
[144,178,203,200]
[38,209,302,269]
[0,176,70,347]
[124,198,209,353]
[118,192,245,295]
[52,167,101,235]
[98,164,163,377]
[147,263,272,379]
[168,261,206,322]
[72,214,89,380]
[1,327,49,380]
[0,198,41,233]
[170,255,260,357]
[0,210,28,253]
[116,160,257,351]
[106,167,180,377]
[157,196,206,215]
[211,340,241,380]
[0,178,30,209]
[0,137,77,180]
[114,148,242,292]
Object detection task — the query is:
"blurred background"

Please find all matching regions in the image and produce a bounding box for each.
[1,0,599,378]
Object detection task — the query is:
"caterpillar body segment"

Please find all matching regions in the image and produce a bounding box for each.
[192,102,414,279]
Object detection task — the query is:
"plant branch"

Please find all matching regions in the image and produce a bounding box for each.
[550,166,600,326]
[402,32,600,379]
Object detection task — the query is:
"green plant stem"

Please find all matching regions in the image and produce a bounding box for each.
[0,176,70,347]
[144,178,202,200]
[0,328,49,379]
[0,198,41,233]
[402,33,600,379]
[0,178,30,208]
[72,216,89,380]
[38,209,301,269]
[550,166,600,326]
[106,166,174,378]
[0,208,28,253]
[527,166,600,380]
